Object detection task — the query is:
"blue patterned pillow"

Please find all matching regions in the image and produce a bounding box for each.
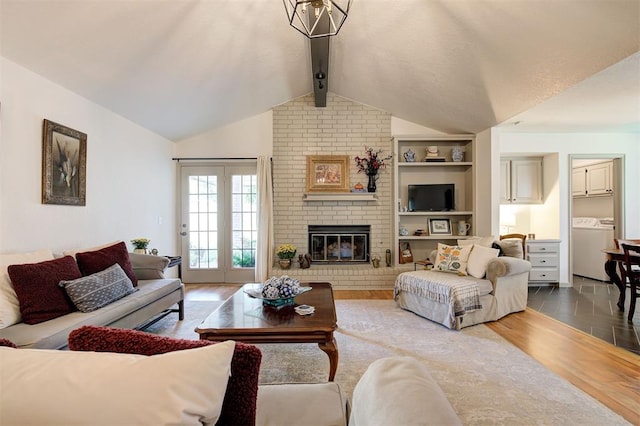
[59,264,136,313]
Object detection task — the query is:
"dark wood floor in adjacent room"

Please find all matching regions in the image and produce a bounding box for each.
[527,276,639,354]
[184,283,640,424]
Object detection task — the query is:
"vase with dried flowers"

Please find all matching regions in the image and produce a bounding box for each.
[354,146,393,192]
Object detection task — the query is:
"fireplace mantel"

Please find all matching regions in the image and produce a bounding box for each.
[302,193,377,201]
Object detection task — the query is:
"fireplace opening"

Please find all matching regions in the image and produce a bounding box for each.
[308,225,370,264]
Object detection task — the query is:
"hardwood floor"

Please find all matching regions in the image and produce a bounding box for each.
[184,284,639,424]
[486,309,640,424]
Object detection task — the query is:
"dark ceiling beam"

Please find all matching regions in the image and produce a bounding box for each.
[310,37,329,107]
[309,12,331,107]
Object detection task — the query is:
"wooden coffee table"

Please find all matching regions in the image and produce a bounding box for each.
[195,282,339,381]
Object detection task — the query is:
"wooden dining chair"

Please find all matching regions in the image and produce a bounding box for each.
[620,242,640,322]
[499,233,527,258]
[614,239,640,286]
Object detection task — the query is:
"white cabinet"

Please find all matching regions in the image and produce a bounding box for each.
[394,135,475,265]
[500,158,543,204]
[526,240,560,285]
[572,168,587,197]
[572,161,613,197]
[586,161,612,196]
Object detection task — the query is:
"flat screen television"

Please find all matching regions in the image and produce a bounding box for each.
[408,184,455,212]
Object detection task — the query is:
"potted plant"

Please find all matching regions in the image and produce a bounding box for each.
[276,244,297,269]
[131,238,151,254]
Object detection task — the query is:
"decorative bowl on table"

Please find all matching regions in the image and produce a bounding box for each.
[244,275,311,308]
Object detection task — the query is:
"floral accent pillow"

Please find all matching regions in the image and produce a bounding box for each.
[434,243,473,275]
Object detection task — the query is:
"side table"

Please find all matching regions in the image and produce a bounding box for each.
[414,259,433,271]
[525,240,560,285]
[165,256,182,280]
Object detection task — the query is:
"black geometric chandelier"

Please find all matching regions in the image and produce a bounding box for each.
[283,0,352,39]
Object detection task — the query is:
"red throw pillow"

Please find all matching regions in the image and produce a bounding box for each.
[68,326,261,426]
[7,256,81,324]
[0,339,17,348]
[75,242,138,286]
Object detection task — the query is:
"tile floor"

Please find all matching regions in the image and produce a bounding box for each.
[527,276,639,355]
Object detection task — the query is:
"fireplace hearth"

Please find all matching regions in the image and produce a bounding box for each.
[308,225,370,264]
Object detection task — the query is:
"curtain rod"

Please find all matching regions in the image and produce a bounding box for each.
[172,157,259,161]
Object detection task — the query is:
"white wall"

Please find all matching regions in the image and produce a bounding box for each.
[0,57,178,257]
[176,111,273,158]
[497,131,639,285]
[573,196,614,218]
[174,114,441,160]
[391,117,447,136]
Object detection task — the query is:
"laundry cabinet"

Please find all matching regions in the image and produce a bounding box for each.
[572,161,613,197]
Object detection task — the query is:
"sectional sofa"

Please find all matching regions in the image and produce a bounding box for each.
[0,242,184,349]
[1,325,462,425]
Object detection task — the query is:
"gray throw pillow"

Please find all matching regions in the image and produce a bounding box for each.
[497,239,524,259]
[59,264,136,313]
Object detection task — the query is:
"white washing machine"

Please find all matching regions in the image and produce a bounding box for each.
[572,217,615,281]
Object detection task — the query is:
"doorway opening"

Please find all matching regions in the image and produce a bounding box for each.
[568,155,624,283]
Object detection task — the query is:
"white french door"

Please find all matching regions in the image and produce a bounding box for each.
[179,163,257,283]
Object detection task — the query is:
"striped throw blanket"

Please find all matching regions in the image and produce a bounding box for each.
[394,270,482,320]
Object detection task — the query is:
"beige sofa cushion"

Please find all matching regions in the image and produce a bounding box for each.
[129,252,170,279]
[349,356,461,426]
[0,340,235,425]
[466,245,500,279]
[257,382,348,426]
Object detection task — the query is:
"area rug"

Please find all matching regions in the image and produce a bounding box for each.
[148,299,628,425]
[142,300,222,338]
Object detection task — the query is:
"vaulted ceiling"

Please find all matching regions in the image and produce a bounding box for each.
[1,0,638,141]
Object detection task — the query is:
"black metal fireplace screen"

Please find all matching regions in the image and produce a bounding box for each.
[308,225,370,264]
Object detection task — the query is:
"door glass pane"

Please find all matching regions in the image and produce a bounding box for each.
[231,174,257,268]
[188,175,218,269]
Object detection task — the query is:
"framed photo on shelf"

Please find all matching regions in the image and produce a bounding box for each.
[305,155,350,192]
[41,119,87,206]
[428,218,452,235]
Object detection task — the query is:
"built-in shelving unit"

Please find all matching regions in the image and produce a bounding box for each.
[393,135,476,264]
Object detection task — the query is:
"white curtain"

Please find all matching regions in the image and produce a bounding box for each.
[255,156,274,282]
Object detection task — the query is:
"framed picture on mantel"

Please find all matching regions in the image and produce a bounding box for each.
[306,155,350,193]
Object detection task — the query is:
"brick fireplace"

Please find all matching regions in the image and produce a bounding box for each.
[308,225,370,264]
[270,93,410,290]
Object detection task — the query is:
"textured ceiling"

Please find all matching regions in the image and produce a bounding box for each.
[1,0,638,141]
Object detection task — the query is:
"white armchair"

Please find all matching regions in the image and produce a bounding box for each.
[394,246,531,330]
